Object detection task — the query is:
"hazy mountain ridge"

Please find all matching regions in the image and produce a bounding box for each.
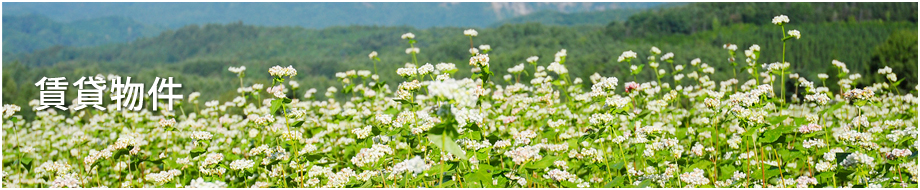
[2,14,162,54]
[2,2,663,54]
[3,2,664,29]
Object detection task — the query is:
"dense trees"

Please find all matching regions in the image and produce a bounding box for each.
[867,29,919,91]
[608,2,918,38]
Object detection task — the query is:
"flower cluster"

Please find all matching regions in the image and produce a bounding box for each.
[772,15,790,25]
[469,53,490,67]
[268,65,297,77]
[618,50,637,62]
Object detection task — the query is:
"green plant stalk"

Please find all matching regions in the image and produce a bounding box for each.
[732,63,737,79]
[239,75,244,89]
[652,64,662,86]
[772,148,786,187]
[439,128,446,187]
[603,124,613,179]
[820,106,837,188]
[12,124,22,184]
[617,143,633,183]
[780,25,787,106]
[410,43,418,65]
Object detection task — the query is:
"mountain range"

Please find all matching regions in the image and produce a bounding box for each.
[2,2,667,54]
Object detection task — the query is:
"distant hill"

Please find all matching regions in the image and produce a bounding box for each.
[2,2,666,54]
[490,9,644,27]
[490,2,685,27]
[2,14,163,54]
[2,2,666,29]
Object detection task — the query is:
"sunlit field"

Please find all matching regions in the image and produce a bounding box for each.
[2,15,918,188]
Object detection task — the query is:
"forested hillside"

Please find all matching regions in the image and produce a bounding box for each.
[2,14,162,54]
[2,2,665,28]
[2,3,660,54]
[607,2,918,38]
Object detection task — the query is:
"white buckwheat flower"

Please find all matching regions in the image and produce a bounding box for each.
[268,65,297,77]
[772,15,790,25]
[660,52,674,61]
[463,29,478,37]
[230,159,255,170]
[526,56,539,63]
[479,44,491,51]
[406,47,420,54]
[787,30,801,39]
[368,51,378,59]
[617,50,637,63]
[401,32,415,39]
[228,66,246,74]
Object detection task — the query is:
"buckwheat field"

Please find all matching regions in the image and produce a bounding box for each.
[2,15,918,188]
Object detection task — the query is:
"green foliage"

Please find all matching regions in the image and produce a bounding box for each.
[611,2,918,38]
[866,29,918,91]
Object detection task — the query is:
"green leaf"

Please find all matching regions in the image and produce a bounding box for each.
[561,181,578,188]
[112,148,130,160]
[190,147,207,158]
[637,179,652,187]
[343,84,354,94]
[605,176,625,188]
[20,157,33,169]
[764,169,782,179]
[822,102,845,115]
[720,165,737,179]
[464,181,482,188]
[552,80,563,86]
[360,180,373,188]
[437,180,456,188]
[290,120,304,128]
[631,65,645,75]
[20,157,33,165]
[524,156,557,169]
[372,81,388,90]
[687,160,712,172]
[144,157,165,165]
[270,99,282,115]
[815,171,835,182]
[428,133,467,160]
[394,99,418,106]
[483,164,501,174]
[611,161,625,170]
[768,115,789,126]
[466,169,493,187]
[892,78,905,87]
[760,128,783,143]
[471,130,482,140]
